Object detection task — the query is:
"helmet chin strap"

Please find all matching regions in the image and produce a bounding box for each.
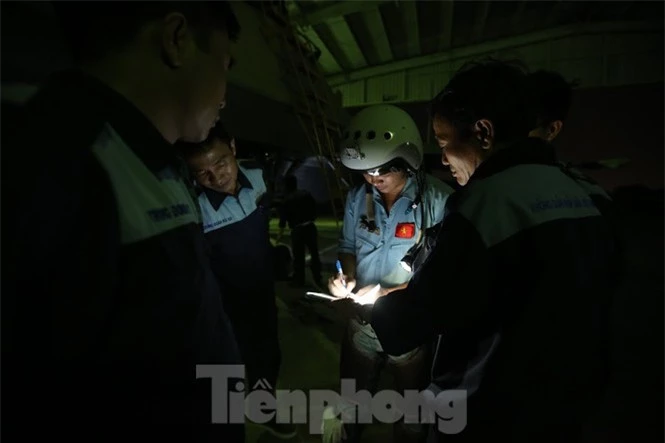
[362,182,379,233]
[362,167,427,243]
[404,169,427,269]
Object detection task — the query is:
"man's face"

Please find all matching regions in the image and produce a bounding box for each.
[433,116,485,186]
[188,139,239,194]
[178,29,233,143]
[362,171,407,195]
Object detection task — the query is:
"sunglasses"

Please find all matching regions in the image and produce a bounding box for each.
[364,165,403,177]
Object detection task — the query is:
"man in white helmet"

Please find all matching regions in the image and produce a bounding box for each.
[324,104,455,443]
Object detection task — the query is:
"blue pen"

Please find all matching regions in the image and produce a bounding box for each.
[335,260,347,288]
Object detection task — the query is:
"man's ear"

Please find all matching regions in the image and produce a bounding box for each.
[161,13,190,69]
[547,121,563,142]
[230,138,237,156]
[474,119,494,151]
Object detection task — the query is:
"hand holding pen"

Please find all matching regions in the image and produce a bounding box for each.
[336,260,347,288]
[328,260,356,297]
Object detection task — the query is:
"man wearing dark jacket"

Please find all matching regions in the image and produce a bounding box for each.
[366,60,619,442]
[4,3,244,441]
[526,69,659,443]
[277,175,323,288]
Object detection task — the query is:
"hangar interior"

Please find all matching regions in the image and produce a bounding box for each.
[1,1,663,442]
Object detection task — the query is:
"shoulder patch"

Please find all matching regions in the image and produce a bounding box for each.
[457,164,602,248]
[92,124,200,244]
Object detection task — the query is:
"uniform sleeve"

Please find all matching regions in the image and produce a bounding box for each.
[338,188,357,255]
[371,212,491,356]
[424,175,455,227]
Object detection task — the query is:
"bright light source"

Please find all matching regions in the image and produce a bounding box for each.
[354,284,382,305]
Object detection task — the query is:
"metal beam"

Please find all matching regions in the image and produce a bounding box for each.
[471,1,491,44]
[291,0,391,27]
[323,16,368,71]
[401,0,420,58]
[313,23,353,72]
[302,26,344,75]
[362,7,393,64]
[327,21,661,86]
[287,1,343,74]
[439,0,454,52]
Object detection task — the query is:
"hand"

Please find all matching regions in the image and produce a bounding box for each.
[328,275,356,298]
[380,283,406,297]
[354,284,378,298]
[349,284,383,305]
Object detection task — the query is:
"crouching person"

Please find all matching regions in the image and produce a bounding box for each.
[178,121,297,440]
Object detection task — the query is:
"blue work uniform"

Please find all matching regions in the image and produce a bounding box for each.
[332,173,455,438]
[338,174,455,288]
[199,162,273,289]
[197,163,281,392]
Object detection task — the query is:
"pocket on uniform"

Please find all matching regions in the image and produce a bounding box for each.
[389,237,415,259]
[356,229,381,255]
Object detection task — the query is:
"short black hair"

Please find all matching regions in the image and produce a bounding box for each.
[429,58,532,144]
[526,70,577,129]
[53,1,240,63]
[177,119,232,161]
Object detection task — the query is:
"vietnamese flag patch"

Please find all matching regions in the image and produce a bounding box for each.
[395,222,415,238]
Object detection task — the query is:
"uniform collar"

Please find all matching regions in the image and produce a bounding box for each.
[371,175,418,202]
[202,165,253,211]
[469,137,558,183]
[50,69,182,175]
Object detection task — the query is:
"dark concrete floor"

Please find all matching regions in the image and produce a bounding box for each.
[243,219,394,442]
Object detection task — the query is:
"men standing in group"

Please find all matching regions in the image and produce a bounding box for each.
[339,60,619,443]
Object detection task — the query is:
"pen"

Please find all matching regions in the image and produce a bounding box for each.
[335,260,347,288]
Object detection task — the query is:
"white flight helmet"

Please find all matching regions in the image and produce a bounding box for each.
[339,104,424,173]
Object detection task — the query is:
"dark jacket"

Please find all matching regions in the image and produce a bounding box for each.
[278,189,317,229]
[3,70,242,438]
[371,138,619,442]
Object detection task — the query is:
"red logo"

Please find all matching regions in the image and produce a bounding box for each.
[395,223,415,239]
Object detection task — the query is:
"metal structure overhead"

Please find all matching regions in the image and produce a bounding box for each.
[283,0,663,78]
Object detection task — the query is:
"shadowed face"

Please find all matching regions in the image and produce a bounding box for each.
[187,138,239,194]
[433,116,488,186]
[363,170,407,195]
